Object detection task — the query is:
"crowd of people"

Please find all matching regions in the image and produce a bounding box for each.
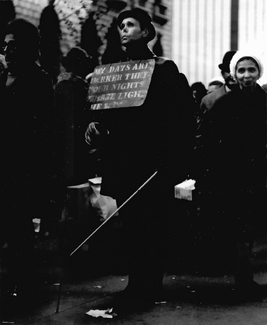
[0,6,266,314]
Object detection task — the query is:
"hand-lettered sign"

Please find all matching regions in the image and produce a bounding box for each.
[87,59,155,110]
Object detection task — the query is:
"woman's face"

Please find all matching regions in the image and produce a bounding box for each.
[235,59,260,89]
[2,33,20,73]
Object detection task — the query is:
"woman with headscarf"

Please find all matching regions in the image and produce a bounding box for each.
[199,50,267,298]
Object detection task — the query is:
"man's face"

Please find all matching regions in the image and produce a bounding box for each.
[119,17,147,47]
[221,70,237,89]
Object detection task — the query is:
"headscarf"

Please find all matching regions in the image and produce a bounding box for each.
[230,50,264,80]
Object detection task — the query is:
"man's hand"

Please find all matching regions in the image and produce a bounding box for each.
[85,122,109,155]
[85,122,101,146]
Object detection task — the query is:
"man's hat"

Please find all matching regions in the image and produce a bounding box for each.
[117,8,156,42]
[218,50,236,72]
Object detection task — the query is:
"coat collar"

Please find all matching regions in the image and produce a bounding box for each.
[122,46,156,62]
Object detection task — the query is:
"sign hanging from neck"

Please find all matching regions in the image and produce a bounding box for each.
[87,59,155,110]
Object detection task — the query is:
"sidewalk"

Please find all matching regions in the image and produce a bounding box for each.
[2,271,267,325]
[1,201,267,324]
[1,230,267,325]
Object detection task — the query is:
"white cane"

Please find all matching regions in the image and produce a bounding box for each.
[70,170,158,256]
[56,170,158,312]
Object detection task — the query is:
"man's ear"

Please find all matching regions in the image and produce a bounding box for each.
[142,27,149,39]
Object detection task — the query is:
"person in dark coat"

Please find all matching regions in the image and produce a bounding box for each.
[199,51,237,123]
[85,8,196,311]
[38,0,62,84]
[189,52,238,273]
[190,81,207,123]
[54,46,91,185]
[198,50,267,297]
[0,18,56,299]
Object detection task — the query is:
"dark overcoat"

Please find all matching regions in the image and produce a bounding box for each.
[54,74,89,183]
[87,48,196,284]
[89,49,196,204]
[200,84,267,239]
[0,62,55,221]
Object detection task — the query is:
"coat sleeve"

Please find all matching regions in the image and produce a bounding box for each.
[158,61,196,185]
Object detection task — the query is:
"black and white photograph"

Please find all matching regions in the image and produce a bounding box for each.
[0,0,267,324]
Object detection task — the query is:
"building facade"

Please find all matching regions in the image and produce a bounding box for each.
[8,0,267,87]
[173,0,267,87]
[12,0,173,64]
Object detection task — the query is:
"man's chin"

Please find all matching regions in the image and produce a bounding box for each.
[226,81,238,90]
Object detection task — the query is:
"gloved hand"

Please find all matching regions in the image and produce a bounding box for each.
[85,122,109,154]
[85,122,101,147]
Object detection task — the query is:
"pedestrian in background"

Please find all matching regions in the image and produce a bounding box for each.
[85,7,196,312]
[0,18,56,300]
[206,78,224,94]
[192,51,237,222]
[199,51,237,120]
[54,46,91,185]
[190,81,207,123]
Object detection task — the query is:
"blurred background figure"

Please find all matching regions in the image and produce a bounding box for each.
[54,46,92,187]
[38,0,62,84]
[80,11,102,71]
[218,50,238,91]
[0,0,15,48]
[0,18,56,301]
[198,51,237,124]
[191,81,207,106]
[206,77,224,94]
[190,81,207,122]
